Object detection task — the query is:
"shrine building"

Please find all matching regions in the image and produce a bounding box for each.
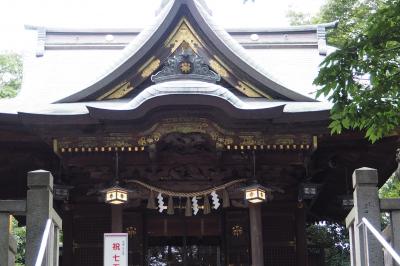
[0,0,397,265]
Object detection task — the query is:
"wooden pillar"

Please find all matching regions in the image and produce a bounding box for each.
[296,205,308,266]
[111,205,123,233]
[249,203,264,266]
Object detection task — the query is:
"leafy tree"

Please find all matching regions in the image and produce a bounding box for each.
[11,216,26,266]
[380,175,400,198]
[287,0,385,47]
[307,221,350,266]
[0,53,22,98]
[314,0,400,143]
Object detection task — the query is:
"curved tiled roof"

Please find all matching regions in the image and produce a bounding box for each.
[1,80,330,125]
[0,0,336,124]
[58,0,317,103]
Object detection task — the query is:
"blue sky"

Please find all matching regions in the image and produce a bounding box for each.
[0,0,325,52]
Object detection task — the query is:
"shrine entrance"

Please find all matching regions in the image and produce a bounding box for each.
[121,211,252,266]
[147,236,221,266]
[126,212,223,265]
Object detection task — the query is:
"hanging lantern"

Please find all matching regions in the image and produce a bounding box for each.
[244,151,267,204]
[300,182,319,200]
[104,183,129,205]
[104,152,129,205]
[244,183,267,204]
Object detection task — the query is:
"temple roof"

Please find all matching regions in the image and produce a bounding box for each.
[0,0,336,123]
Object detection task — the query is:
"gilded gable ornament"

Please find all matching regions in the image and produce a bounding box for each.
[151,45,220,83]
[165,19,203,52]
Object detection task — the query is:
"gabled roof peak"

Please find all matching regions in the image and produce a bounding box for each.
[57,0,316,103]
[157,0,212,16]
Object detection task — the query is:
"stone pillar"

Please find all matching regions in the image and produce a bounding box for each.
[249,203,264,266]
[296,205,308,266]
[0,213,11,266]
[352,167,383,266]
[348,224,356,266]
[391,211,400,260]
[0,214,18,266]
[25,170,54,266]
[111,205,123,233]
[8,233,17,266]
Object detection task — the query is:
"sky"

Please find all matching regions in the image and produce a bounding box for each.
[0,0,325,52]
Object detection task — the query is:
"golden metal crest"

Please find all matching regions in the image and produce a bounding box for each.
[141,58,161,78]
[97,81,134,100]
[236,81,262,98]
[165,19,203,52]
[126,226,137,238]
[232,225,243,237]
[209,59,229,78]
[179,62,192,73]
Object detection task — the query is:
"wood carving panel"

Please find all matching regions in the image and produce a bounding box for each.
[56,118,315,154]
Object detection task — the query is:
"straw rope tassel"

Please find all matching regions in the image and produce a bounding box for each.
[203,194,211,215]
[185,197,192,216]
[147,190,156,209]
[167,195,174,215]
[222,189,230,208]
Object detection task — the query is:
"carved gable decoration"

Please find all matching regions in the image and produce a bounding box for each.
[151,44,220,83]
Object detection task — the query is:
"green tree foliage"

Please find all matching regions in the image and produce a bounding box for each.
[0,53,22,98]
[11,217,26,266]
[380,175,400,198]
[287,0,385,47]
[307,221,350,266]
[314,0,400,143]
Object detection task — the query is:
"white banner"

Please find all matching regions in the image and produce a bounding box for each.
[104,233,128,266]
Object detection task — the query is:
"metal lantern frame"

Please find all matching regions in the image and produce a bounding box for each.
[300,182,319,200]
[104,182,129,205]
[244,151,268,204]
[53,184,74,201]
[244,182,267,203]
[103,152,130,205]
